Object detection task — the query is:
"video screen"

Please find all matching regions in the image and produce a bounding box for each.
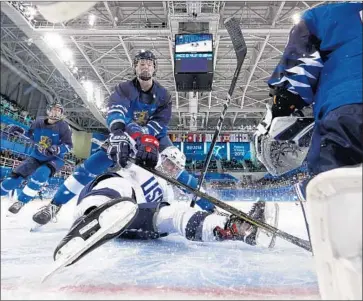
[175,53,213,73]
[175,33,213,53]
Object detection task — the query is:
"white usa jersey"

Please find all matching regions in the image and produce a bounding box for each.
[116,164,174,204]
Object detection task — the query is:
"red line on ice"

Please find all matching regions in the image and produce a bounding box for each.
[1,283,320,298]
[59,284,319,298]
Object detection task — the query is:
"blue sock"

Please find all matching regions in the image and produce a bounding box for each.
[18,165,51,204]
[52,150,113,206]
[0,176,23,196]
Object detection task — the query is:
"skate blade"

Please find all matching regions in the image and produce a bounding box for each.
[41,201,137,283]
[5,212,17,218]
[30,222,43,232]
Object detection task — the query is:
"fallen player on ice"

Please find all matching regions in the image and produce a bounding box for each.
[46,146,279,278]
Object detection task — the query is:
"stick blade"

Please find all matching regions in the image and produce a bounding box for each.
[224,17,247,63]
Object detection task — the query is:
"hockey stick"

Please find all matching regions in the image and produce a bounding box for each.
[142,163,312,252]
[191,17,247,208]
[294,182,313,254]
[299,200,313,254]
[91,138,312,252]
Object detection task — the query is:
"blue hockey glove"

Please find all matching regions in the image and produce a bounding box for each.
[7,124,25,137]
[107,130,135,168]
[134,134,159,168]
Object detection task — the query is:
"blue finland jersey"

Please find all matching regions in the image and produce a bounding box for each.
[268,3,363,119]
[27,117,73,161]
[107,78,172,138]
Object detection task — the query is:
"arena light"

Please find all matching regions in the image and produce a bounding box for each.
[93,86,104,109]
[81,80,93,91]
[89,14,96,26]
[67,60,75,69]
[43,32,65,49]
[292,12,301,25]
[59,48,73,63]
[81,80,94,101]
[25,6,37,18]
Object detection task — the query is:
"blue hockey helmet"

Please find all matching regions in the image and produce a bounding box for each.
[133,50,157,80]
[133,50,157,68]
[46,102,65,120]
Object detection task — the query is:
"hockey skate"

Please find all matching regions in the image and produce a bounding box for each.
[214,200,279,248]
[41,197,138,282]
[8,201,25,214]
[30,201,62,232]
[32,201,62,225]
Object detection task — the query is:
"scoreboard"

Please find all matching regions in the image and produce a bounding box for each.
[174,33,214,91]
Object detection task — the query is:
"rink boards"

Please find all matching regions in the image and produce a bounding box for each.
[1,197,319,300]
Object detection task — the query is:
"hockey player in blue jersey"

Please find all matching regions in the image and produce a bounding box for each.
[32,50,215,226]
[253,4,362,299]
[255,2,363,194]
[0,102,73,214]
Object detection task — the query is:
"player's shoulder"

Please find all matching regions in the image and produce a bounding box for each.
[303,2,361,20]
[58,120,72,132]
[33,117,46,126]
[35,116,45,122]
[152,80,171,106]
[115,78,136,93]
[119,79,134,90]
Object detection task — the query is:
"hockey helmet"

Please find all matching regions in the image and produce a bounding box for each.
[156,146,186,178]
[46,102,65,120]
[133,49,157,81]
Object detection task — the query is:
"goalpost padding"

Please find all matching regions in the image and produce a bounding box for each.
[306,164,362,300]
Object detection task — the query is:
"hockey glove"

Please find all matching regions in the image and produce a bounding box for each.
[107,130,135,168]
[135,134,160,168]
[40,145,60,157]
[269,87,308,118]
[7,124,25,137]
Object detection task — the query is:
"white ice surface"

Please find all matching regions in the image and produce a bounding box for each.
[1,197,320,300]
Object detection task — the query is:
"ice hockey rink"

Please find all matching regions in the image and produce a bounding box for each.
[1,196,319,300]
[2,1,333,300]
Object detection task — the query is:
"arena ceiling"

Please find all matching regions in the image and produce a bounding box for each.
[0,1,325,133]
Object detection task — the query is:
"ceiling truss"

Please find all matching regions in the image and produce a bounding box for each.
[1,1,323,132]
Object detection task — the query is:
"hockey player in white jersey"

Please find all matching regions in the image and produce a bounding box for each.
[50,146,278,270]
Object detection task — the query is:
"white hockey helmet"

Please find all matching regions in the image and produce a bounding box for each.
[156,146,186,178]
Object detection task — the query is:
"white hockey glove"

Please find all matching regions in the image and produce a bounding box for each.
[107,130,136,168]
